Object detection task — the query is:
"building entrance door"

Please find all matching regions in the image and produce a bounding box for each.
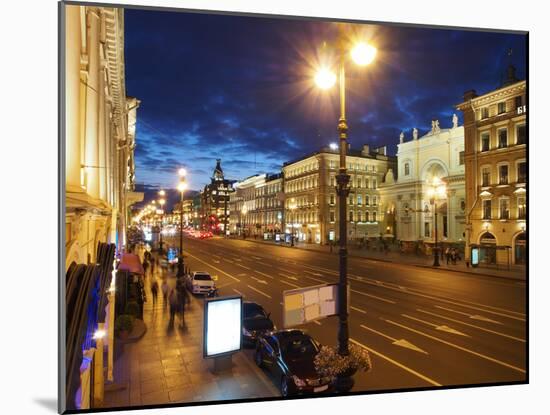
[514,232,526,265]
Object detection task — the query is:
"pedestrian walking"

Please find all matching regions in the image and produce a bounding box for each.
[150,279,159,306]
[142,258,149,277]
[168,288,178,327]
[445,247,451,265]
[161,279,169,308]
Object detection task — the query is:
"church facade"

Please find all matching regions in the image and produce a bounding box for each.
[379,115,466,253]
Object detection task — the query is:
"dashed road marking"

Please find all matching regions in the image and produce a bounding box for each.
[247,285,272,299]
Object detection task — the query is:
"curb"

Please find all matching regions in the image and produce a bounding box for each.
[236,238,526,282]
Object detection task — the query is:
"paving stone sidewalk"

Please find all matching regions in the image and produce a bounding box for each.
[104,263,279,409]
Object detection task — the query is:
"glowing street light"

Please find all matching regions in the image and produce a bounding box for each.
[314,67,337,90]
[350,42,377,66]
[178,168,187,177]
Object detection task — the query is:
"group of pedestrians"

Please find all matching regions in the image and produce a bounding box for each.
[444,247,462,265]
[145,251,190,330]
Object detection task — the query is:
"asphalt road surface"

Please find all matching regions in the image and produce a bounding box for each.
[164,235,527,393]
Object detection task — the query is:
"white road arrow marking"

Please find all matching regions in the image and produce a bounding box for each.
[402,314,469,337]
[416,308,525,343]
[360,324,427,354]
[434,305,503,325]
[251,276,268,285]
[254,270,274,280]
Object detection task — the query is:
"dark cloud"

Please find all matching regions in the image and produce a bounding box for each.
[125,9,527,191]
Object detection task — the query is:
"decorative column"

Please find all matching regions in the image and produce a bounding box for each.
[65,5,83,192]
[84,8,101,199]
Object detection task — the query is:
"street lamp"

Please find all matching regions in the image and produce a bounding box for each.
[427,177,447,267]
[158,193,165,253]
[177,170,188,277]
[288,199,297,247]
[313,25,377,391]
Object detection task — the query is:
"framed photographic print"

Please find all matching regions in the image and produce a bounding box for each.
[59,1,528,413]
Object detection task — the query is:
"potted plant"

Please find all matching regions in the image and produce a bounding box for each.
[314,344,372,392]
[115,314,135,339]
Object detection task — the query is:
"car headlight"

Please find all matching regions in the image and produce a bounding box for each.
[292,375,307,387]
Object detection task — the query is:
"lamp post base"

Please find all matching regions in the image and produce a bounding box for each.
[334,367,356,393]
[176,256,185,277]
[433,248,440,267]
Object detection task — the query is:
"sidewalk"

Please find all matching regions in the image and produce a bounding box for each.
[104,262,279,409]
[229,236,526,281]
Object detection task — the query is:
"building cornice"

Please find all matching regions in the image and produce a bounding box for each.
[457,80,526,110]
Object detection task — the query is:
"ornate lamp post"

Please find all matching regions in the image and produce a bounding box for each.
[427,177,447,267]
[158,190,166,253]
[176,168,187,277]
[314,25,377,391]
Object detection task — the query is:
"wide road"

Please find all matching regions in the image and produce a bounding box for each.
[165,235,527,393]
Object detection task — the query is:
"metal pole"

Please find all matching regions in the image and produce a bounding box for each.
[433,201,440,266]
[177,191,184,276]
[336,41,350,358]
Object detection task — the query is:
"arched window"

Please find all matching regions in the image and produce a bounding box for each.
[404,162,410,176]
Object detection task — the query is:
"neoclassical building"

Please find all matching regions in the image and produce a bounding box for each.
[457,69,526,267]
[65,5,142,270]
[283,144,396,245]
[200,159,235,234]
[63,5,143,411]
[379,115,466,252]
[228,173,284,237]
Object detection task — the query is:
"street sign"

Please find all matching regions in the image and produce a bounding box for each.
[283,283,339,328]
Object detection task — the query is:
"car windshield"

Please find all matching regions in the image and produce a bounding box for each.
[280,335,318,359]
[193,273,211,281]
[243,303,267,319]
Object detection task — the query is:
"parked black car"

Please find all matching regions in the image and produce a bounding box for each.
[242,301,274,346]
[254,329,331,396]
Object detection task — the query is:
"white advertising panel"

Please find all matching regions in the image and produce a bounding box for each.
[204,296,242,358]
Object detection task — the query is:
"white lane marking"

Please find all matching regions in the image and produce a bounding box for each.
[213,260,220,264]
[416,309,525,343]
[305,271,324,277]
[401,314,469,337]
[434,305,503,325]
[254,270,274,280]
[233,258,242,262]
[280,279,300,288]
[350,306,367,314]
[303,275,327,284]
[360,324,428,354]
[274,259,525,319]
[185,252,240,282]
[238,273,247,277]
[351,289,396,304]
[247,285,272,299]
[251,276,268,285]
[384,319,526,374]
[235,263,251,270]
[224,258,234,264]
[349,338,441,387]
[233,289,245,297]
[212,254,221,259]
[252,256,262,260]
[312,320,322,326]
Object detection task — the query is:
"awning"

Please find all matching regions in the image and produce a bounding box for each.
[118,253,144,274]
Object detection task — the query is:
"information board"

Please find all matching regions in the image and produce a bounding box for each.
[283,283,339,327]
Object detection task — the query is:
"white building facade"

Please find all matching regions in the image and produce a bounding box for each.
[379,116,466,253]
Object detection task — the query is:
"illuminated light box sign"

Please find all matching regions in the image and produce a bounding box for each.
[203,295,243,358]
[471,247,479,267]
[283,283,340,328]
